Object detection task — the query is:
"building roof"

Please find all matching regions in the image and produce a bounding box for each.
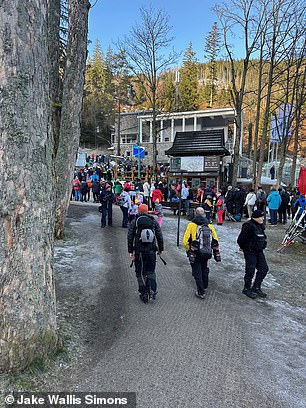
[165,129,230,157]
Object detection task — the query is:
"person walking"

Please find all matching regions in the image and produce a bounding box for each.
[225,185,234,215]
[127,204,164,303]
[256,186,267,212]
[113,178,123,205]
[278,188,290,224]
[72,176,81,201]
[183,207,221,299]
[203,195,213,221]
[99,183,115,228]
[244,188,257,219]
[215,192,225,225]
[119,187,132,228]
[266,187,282,225]
[237,209,269,299]
[143,179,151,206]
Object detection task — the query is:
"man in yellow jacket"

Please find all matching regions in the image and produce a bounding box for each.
[183,207,221,299]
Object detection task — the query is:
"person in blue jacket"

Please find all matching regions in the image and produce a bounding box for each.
[266,188,282,225]
[294,193,306,227]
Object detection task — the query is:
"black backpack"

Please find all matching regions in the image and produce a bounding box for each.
[135,215,156,252]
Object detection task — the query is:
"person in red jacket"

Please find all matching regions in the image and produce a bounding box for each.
[152,184,163,209]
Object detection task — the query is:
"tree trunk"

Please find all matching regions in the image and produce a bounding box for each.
[0,1,57,371]
[253,44,264,190]
[231,109,243,187]
[48,0,61,158]
[257,56,275,188]
[54,0,90,238]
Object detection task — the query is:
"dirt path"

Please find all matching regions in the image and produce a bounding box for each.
[3,202,306,408]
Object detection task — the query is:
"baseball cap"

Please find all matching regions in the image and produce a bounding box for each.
[252,209,264,218]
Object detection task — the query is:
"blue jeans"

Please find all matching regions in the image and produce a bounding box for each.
[269,209,278,225]
[101,204,112,227]
[74,189,80,201]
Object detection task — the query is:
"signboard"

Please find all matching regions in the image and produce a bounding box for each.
[204,156,219,171]
[170,156,219,172]
[133,145,145,158]
[75,150,86,167]
[170,157,181,171]
[181,157,204,172]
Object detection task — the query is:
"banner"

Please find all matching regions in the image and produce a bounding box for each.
[270,104,294,144]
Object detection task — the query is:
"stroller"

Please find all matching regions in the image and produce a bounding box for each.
[277,209,306,252]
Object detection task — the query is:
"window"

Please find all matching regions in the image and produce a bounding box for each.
[121,133,137,144]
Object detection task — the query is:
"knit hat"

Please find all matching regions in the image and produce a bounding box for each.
[105,183,111,189]
[252,209,265,218]
[138,204,148,213]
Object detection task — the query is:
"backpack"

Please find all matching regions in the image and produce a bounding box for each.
[118,192,125,207]
[135,215,156,251]
[257,190,266,204]
[191,225,212,258]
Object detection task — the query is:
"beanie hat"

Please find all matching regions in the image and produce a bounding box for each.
[252,209,265,218]
[138,204,148,213]
[105,183,111,189]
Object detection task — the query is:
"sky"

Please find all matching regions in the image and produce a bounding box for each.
[88,0,225,65]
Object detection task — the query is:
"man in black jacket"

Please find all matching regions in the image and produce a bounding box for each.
[128,204,164,303]
[99,183,115,227]
[237,209,269,299]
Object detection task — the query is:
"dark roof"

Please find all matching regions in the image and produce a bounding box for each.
[165,129,230,156]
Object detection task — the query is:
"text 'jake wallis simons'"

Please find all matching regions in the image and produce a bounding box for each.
[15,394,128,405]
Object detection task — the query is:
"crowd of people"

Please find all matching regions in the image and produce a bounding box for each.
[69,157,305,304]
[71,163,305,229]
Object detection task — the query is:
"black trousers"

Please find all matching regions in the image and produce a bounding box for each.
[243,251,269,289]
[135,251,157,295]
[191,255,210,295]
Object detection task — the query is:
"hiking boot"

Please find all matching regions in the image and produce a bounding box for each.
[252,287,267,298]
[195,291,206,299]
[151,291,158,300]
[139,293,149,304]
[242,287,257,299]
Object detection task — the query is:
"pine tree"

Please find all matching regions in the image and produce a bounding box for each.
[178,43,199,111]
[204,22,221,107]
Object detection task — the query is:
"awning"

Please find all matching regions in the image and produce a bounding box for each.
[165,129,230,157]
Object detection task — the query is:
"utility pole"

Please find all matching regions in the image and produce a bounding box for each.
[137,114,141,179]
[117,99,121,157]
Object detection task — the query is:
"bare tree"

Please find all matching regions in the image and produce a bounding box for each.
[118,5,177,178]
[290,66,306,187]
[274,21,306,187]
[54,0,90,238]
[214,0,266,187]
[256,0,302,188]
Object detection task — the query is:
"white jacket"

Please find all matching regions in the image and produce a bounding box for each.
[244,192,256,206]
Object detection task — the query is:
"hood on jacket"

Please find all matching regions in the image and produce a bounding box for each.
[192,215,209,226]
